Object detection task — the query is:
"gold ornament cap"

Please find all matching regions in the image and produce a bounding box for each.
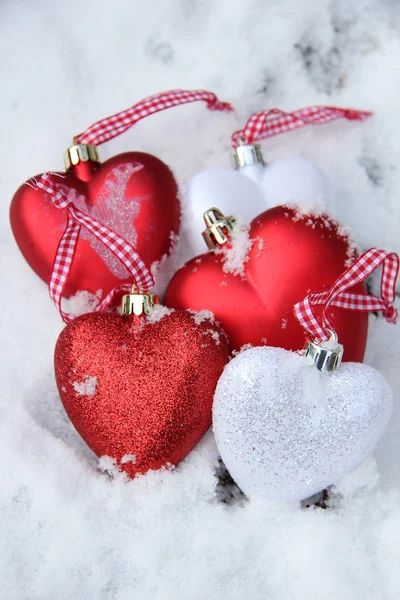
[121,286,158,316]
[304,329,344,373]
[64,142,100,171]
[202,207,236,250]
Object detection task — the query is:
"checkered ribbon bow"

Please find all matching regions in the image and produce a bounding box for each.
[294,248,399,342]
[75,89,233,146]
[231,106,372,147]
[34,172,154,323]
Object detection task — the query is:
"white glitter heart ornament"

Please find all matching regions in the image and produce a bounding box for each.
[213,346,393,503]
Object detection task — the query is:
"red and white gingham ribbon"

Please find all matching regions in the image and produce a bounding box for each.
[294,249,399,342]
[33,173,154,323]
[75,89,233,146]
[231,106,372,147]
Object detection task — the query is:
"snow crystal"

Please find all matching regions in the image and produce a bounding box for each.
[61,289,103,317]
[216,219,253,276]
[287,203,359,265]
[150,232,181,298]
[146,304,174,324]
[121,453,137,464]
[189,308,216,325]
[204,329,221,345]
[72,376,98,397]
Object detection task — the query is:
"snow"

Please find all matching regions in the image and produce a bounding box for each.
[146,304,174,324]
[189,308,216,325]
[73,375,98,397]
[216,219,253,276]
[1,1,400,598]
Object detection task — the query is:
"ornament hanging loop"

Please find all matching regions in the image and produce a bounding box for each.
[294,248,399,343]
[304,329,343,373]
[231,105,372,148]
[75,89,234,147]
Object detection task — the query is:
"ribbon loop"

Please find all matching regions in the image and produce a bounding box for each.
[76,89,234,146]
[232,105,372,147]
[293,248,399,342]
[382,304,398,324]
[34,173,155,323]
[32,174,71,210]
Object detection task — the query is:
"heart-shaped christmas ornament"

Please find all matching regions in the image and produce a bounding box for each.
[213,249,398,503]
[165,205,368,362]
[184,105,372,258]
[10,89,234,300]
[54,288,230,477]
[10,147,180,298]
[185,149,331,257]
[213,344,392,503]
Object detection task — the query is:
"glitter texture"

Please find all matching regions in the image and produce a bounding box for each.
[71,164,142,278]
[55,310,230,478]
[213,346,393,503]
[165,205,369,362]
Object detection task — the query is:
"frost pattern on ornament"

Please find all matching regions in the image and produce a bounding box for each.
[62,163,144,278]
[213,346,392,503]
[73,375,98,397]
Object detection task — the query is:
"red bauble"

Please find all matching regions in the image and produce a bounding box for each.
[10,152,180,298]
[165,206,368,362]
[54,309,229,478]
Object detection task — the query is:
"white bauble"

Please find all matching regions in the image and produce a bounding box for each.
[185,156,332,258]
[213,346,392,503]
[261,157,331,211]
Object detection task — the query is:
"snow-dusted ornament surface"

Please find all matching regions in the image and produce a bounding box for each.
[213,249,398,503]
[165,204,369,362]
[54,287,230,478]
[184,105,371,257]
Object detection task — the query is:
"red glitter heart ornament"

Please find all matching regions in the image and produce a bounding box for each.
[54,307,229,477]
[165,206,368,362]
[10,151,180,298]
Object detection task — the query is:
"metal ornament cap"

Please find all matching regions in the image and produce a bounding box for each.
[202,207,236,250]
[64,143,100,171]
[304,329,344,373]
[232,143,265,169]
[121,287,158,316]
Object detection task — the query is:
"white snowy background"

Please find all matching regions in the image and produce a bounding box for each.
[1,1,400,598]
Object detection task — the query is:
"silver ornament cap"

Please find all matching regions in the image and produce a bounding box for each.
[304,329,344,373]
[232,142,264,169]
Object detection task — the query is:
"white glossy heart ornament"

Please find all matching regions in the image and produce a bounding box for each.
[185,146,331,257]
[213,346,392,503]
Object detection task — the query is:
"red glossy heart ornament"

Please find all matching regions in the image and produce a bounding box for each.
[54,308,229,477]
[165,206,368,362]
[10,151,180,298]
